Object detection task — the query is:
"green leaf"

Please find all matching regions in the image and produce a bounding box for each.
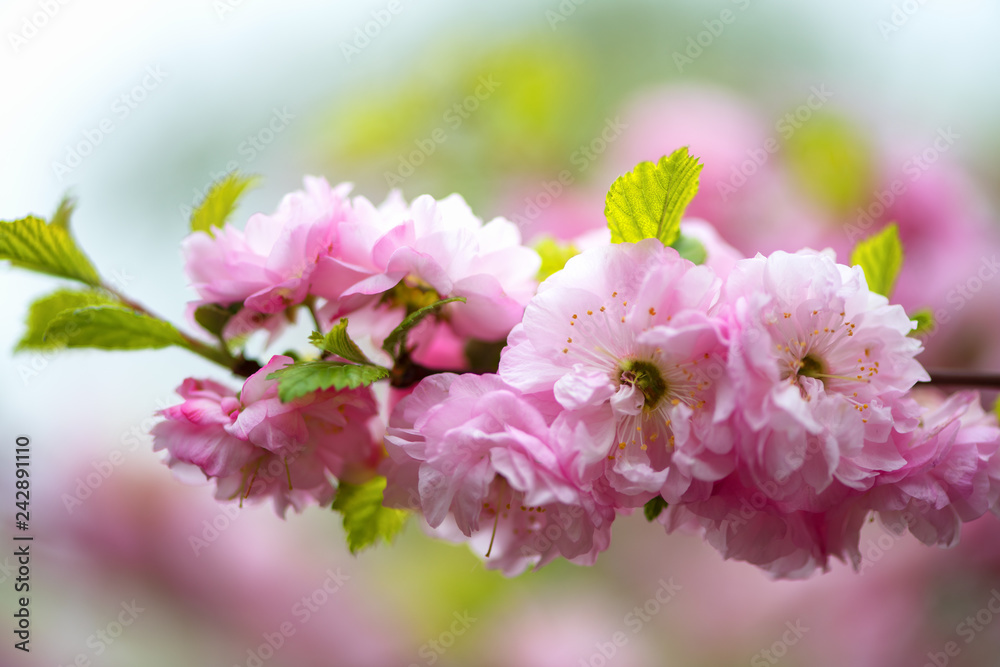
[909,308,934,337]
[332,477,408,554]
[190,172,259,235]
[671,234,707,265]
[44,305,187,350]
[309,318,373,365]
[850,223,903,298]
[382,296,466,359]
[0,215,100,285]
[643,496,668,522]
[533,237,578,282]
[50,195,76,230]
[16,289,118,350]
[267,361,390,403]
[605,147,703,247]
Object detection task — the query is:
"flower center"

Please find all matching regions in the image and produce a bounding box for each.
[619,359,668,410]
[381,280,441,314]
[797,353,826,383]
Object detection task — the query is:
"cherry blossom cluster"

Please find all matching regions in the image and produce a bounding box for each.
[156,177,539,513]
[148,174,1000,578]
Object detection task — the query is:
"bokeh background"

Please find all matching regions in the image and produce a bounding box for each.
[4,1,1000,665]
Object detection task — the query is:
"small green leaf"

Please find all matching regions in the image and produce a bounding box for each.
[309,318,373,365]
[44,305,187,350]
[909,308,934,337]
[533,237,578,282]
[50,195,76,230]
[190,172,259,235]
[0,215,100,285]
[643,496,668,522]
[332,476,408,554]
[671,234,707,265]
[382,296,466,359]
[850,223,903,298]
[605,147,703,247]
[267,361,390,403]
[16,289,118,350]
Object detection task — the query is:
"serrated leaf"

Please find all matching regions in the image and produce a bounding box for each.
[382,297,466,359]
[850,223,903,298]
[332,477,408,554]
[16,289,118,350]
[309,318,373,365]
[605,147,702,247]
[671,234,707,265]
[267,360,390,403]
[643,496,668,522]
[50,195,76,230]
[909,308,934,337]
[44,305,187,350]
[533,237,578,282]
[190,172,259,235]
[0,215,100,285]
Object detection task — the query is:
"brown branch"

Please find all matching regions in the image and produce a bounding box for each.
[924,369,1000,390]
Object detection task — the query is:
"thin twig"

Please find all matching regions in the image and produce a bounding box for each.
[924,369,1000,390]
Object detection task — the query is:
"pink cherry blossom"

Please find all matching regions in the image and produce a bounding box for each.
[313,191,540,343]
[499,239,733,504]
[866,390,1000,548]
[720,249,929,502]
[153,355,381,516]
[182,176,352,321]
[383,373,615,575]
[660,473,870,579]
